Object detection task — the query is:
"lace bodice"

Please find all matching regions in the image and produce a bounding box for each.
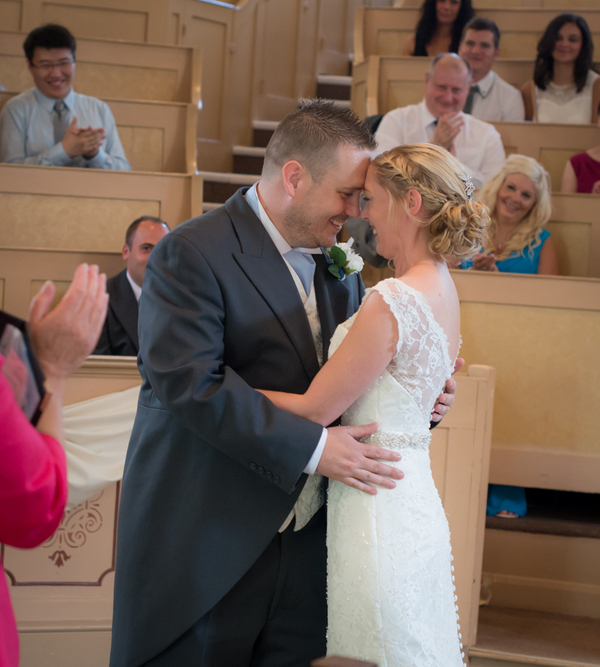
[329,278,456,430]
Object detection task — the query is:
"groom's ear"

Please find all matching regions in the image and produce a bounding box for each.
[281,160,305,198]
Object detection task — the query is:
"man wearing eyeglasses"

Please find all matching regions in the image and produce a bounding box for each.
[0,24,131,170]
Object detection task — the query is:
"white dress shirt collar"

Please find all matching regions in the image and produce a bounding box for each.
[244,183,321,255]
[420,99,439,127]
[474,70,496,98]
[126,270,142,302]
[33,87,76,114]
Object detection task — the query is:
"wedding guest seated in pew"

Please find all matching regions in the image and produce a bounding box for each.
[402,0,473,57]
[521,14,600,124]
[458,18,525,122]
[375,53,505,188]
[93,216,169,357]
[0,24,131,170]
[561,115,600,193]
[459,155,557,518]
[1,264,107,667]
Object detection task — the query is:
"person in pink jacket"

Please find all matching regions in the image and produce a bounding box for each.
[0,264,107,667]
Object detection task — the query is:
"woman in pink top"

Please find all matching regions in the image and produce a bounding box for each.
[0,265,107,667]
[562,119,600,193]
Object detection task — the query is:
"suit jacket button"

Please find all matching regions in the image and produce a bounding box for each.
[274,476,281,484]
[258,466,265,474]
[250,462,257,470]
[266,471,273,480]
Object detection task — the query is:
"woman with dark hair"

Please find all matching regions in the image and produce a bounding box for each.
[402,0,474,57]
[522,13,600,123]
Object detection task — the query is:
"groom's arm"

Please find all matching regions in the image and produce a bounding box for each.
[138,231,322,495]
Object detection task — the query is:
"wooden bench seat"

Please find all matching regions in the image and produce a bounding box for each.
[0,163,203,319]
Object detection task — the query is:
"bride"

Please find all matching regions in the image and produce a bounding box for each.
[260,143,489,666]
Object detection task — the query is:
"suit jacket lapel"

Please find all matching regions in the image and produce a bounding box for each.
[228,191,321,381]
[113,270,139,349]
[313,254,353,362]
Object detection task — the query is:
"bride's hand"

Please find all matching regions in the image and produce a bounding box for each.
[317,423,404,496]
[431,357,464,423]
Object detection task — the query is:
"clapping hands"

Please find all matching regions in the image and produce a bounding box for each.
[432,113,464,152]
[470,252,499,272]
[28,264,108,387]
[61,116,106,159]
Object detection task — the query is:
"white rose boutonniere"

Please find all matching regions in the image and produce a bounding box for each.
[322,238,364,281]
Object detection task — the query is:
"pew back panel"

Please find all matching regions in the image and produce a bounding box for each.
[0,30,200,104]
[0,164,203,318]
[492,122,600,192]
[355,7,600,61]
[453,271,600,493]
[0,91,197,173]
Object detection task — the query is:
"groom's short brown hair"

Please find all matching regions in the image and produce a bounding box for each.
[262,99,376,183]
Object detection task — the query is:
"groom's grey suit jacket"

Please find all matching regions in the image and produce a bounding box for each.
[110,188,365,667]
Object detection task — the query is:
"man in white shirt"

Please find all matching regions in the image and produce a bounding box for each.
[375,52,505,188]
[93,216,169,356]
[458,17,525,122]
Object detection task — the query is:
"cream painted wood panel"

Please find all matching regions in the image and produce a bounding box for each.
[429,365,495,649]
[452,271,600,493]
[355,7,600,62]
[40,2,148,42]
[0,164,202,318]
[483,529,600,619]
[0,30,199,103]
[493,122,600,192]
[0,0,21,31]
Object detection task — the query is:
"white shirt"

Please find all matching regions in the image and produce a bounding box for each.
[469,70,525,123]
[244,183,327,475]
[126,271,142,302]
[374,100,506,188]
[535,69,600,124]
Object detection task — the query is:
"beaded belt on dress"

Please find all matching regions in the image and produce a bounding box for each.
[359,430,431,451]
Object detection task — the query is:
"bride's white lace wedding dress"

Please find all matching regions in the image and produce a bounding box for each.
[326,278,465,667]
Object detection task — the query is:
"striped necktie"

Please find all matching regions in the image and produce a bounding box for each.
[53,100,70,144]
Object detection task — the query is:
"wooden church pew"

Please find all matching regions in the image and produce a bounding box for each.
[0,92,197,173]
[0,30,201,105]
[354,6,600,62]
[0,163,203,319]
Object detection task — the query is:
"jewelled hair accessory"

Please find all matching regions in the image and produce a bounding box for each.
[463,176,474,201]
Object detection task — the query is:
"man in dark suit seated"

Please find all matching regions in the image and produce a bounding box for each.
[93,216,169,356]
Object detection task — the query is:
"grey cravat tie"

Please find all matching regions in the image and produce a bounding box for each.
[463,84,480,115]
[284,249,316,295]
[53,100,70,144]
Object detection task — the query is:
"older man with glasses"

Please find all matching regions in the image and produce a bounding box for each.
[0,24,131,170]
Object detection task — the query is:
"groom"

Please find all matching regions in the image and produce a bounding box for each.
[110,100,456,667]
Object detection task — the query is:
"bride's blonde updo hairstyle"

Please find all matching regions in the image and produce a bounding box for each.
[370,143,490,260]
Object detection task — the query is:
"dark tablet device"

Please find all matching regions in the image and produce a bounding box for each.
[0,310,48,426]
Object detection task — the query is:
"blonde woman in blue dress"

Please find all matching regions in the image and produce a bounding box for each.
[259,143,489,666]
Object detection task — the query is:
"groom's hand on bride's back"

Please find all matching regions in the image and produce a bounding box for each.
[317,423,404,496]
[430,357,465,423]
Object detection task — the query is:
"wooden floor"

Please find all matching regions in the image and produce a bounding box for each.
[471,607,600,666]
